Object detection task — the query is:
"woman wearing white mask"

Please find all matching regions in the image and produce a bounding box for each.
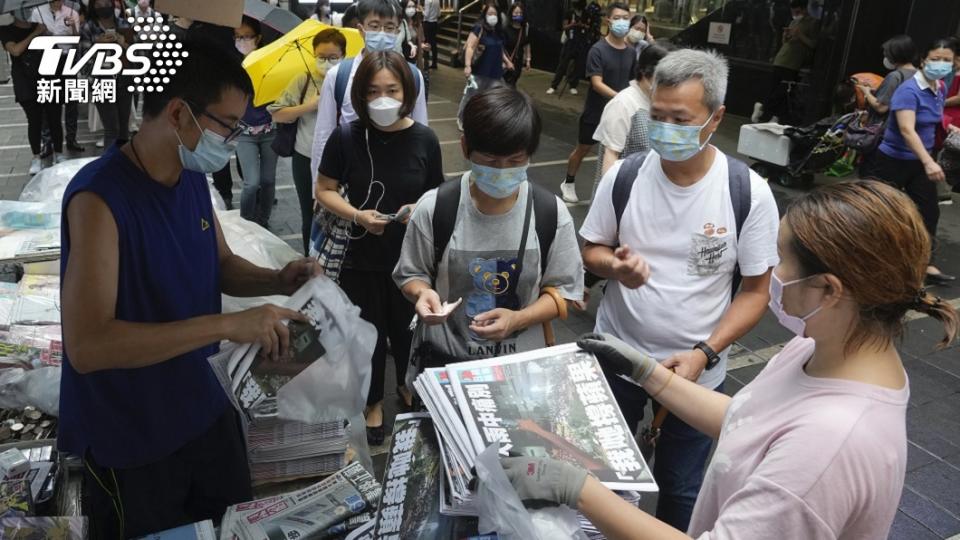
[625,14,654,60]
[458,1,511,129]
[394,86,583,382]
[316,50,444,446]
[234,16,279,228]
[863,39,959,285]
[269,29,347,255]
[500,180,959,540]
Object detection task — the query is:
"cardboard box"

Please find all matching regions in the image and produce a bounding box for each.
[154,0,243,29]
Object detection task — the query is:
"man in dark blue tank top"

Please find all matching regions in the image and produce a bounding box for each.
[59,39,321,538]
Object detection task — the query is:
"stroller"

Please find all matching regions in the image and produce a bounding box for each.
[739,112,859,188]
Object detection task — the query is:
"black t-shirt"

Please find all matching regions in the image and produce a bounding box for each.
[319,120,444,272]
[503,23,529,63]
[0,23,43,103]
[582,38,637,124]
[564,9,587,42]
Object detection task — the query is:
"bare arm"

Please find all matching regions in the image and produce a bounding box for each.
[577,476,691,540]
[582,242,618,279]
[463,31,479,74]
[947,95,960,107]
[269,97,318,123]
[214,211,285,297]
[601,147,621,176]
[861,88,889,114]
[61,193,233,374]
[401,278,433,304]
[591,74,618,99]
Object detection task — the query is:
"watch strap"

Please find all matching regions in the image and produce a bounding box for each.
[694,341,721,370]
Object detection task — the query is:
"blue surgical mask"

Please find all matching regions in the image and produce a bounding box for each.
[610,19,630,38]
[364,30,398,52]
[176,105,237,173]
[649,112,716,162]
[768,271,823,337]
[470,161,528,198]
[924,60,954,81]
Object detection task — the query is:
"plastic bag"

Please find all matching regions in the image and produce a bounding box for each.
[0,366,60,416]
[474,444,586,540]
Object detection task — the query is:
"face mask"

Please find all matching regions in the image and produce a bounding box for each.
[364,30,398,52]
[649,111,715,162]
[610,19,630,38]
[627,29,645,43]
[316,57,338,76]
[792,14,802,21]
[405,7,417,17]
[138,0,150,8]
[768,271,823,337]
[512,14,523,23]
[368,96,402,127]
[924,60,953,81]
[486,14,499,26]
[175,104,238,173]
[94,6,113,19]
[470,161,528,198]
[235,38,256,56]
[883,57,896,71]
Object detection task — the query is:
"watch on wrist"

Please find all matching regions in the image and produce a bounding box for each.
[694,341,721,370]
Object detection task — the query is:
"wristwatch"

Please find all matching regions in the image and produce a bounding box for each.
[693,341,721,370]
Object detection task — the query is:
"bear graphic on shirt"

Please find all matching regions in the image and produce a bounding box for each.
[465,256,521,322]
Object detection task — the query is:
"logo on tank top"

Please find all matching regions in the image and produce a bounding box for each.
[201,218,210,232]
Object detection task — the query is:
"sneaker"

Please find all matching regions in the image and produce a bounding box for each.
[95,140,104,149]
[569,88,579,95]
[28,156,42,175]
[457,118,463,132]
[53,153,66,165]
[66,139,85,153]
[546,87,556,95]
[751,102,763,123]
[560,181,579,203]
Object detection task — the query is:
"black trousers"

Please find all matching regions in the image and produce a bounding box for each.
[291,151,314,256]
[862,150,940,259]
[424,21,439,68]
[759,66,799,124]
[550,39,587,91]
[94,80,133,150]
[212,164,235,204]
[21,101,62,155]
[338,268,415,406]
[82,407,252,539]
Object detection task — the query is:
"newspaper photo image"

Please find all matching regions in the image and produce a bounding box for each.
[448,344,657,492]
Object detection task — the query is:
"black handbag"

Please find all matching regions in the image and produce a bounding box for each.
[271,74,312,158]
[843,111,886,154]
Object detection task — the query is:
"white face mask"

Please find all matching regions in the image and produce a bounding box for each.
[768,270,824,337]
[485,14,499,26]
[235,38,256,57]
[316,57,339,76]
[627,29,646,44]
[883,57,896,71]
[368,96,402,127]
[405,7,417,17]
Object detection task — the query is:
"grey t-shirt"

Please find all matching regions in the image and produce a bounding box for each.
[393,174,584,363]
[868,67,916,124]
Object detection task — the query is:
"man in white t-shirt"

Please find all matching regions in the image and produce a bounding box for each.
[580,49,780,532]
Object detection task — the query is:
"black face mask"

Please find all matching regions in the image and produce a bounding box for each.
[95,6,113,19]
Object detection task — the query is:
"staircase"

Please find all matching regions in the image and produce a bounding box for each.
[435,7,481,67]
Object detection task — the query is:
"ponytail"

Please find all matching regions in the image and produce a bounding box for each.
[914,290,959,348]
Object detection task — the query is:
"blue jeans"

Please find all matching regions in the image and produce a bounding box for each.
[607,371,722,533]
[236,130,278,225]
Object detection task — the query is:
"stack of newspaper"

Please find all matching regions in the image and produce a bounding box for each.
[411,344,657,518]
[220,461,381,540]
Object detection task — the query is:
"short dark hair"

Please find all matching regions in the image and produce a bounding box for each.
[607,2,629,16]
[312,28,347,55]
[342,4,360,28]
[357,0,401,24]
[882,35,917,66]
[629,14,647,27]
[463,86,541,157]
[240,15,262,36]
[790,0,806,9]
[142,37,254,119]
[351,51,417,127]
[635,41,674,81]
[924,38,958,60]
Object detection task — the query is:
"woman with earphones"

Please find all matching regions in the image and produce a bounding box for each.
[315,50,444,446]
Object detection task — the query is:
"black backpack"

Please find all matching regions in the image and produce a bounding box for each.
[611,150,753,298]
[431,179,558,276]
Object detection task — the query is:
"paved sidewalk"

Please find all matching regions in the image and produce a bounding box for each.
[0,62,957,538]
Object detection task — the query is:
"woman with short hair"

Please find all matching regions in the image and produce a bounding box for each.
[315,50,444,446]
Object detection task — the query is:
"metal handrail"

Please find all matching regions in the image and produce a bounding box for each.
[456,0,482,53]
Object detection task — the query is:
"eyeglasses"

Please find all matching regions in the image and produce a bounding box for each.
[364,22,399,33]
[185,100,248,143]
[315,55,342,63]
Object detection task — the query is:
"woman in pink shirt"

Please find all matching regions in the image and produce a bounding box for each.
[502,180,959,539]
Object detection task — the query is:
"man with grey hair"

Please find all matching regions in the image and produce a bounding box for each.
[579,48,780,531]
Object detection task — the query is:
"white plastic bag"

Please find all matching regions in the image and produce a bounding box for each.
[0,366,60,416]
[474,444,587,540]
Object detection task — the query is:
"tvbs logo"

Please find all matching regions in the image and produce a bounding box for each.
[28,16,188,95]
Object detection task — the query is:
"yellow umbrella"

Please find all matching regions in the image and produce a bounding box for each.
[243,19,364,107]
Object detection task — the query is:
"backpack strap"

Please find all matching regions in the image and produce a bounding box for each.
[334,57,355,124]
[612,150,651,238]
[409,62,422,97]
[529,183,558,277]
[726,155,752,299]
[431,178,461,273]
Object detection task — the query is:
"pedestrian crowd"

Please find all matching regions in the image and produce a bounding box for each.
[13,0,958,538]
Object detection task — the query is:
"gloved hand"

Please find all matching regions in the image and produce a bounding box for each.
[500,457,588,509]
[577,332,658,385]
